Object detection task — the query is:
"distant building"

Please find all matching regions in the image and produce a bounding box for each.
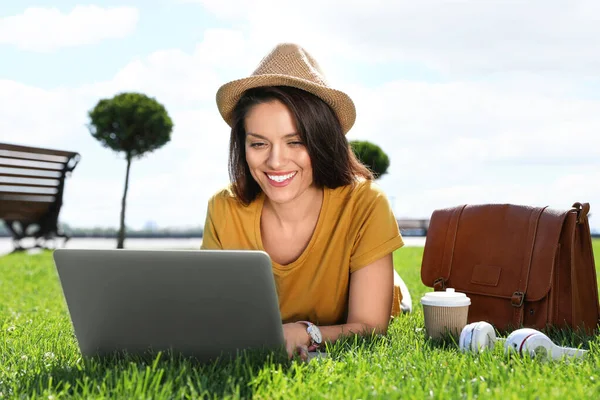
[143,220,159,232]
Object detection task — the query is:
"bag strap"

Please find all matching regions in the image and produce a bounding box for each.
[433,204,467,291]
[572,202,600,328]
[511,206,547,328]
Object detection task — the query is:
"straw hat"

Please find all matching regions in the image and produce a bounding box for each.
[216,43,356,134]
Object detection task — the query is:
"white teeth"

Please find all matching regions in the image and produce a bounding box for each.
[267,172,296,182]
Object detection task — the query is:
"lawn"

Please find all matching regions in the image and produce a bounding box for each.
[1,241,599,399]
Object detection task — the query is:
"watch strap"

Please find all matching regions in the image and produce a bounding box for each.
[298,321,321,351]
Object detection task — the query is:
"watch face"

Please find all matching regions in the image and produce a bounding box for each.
[309,326,322,343]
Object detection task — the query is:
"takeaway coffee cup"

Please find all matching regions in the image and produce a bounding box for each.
[421,288,470,340]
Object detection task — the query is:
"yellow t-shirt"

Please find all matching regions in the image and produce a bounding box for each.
[200,179,405,326]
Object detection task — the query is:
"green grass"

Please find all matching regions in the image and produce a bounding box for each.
[1,241,599,399]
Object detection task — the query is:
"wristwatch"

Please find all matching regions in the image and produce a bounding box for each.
[298,321,322,351]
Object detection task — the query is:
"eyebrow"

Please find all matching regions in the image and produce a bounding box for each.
[246,133,300,140]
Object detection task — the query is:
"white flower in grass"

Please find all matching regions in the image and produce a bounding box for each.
[6,326,15,332]
[44,352,55,360]
[20,355,28,361]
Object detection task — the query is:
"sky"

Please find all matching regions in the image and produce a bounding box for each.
[1,0,600,233]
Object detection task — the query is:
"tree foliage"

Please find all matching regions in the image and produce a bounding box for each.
[350,140,390,179]
[88,92,173,158]
[87,92,174,248]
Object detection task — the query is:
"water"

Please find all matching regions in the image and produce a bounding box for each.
[0,237,203,255]
[0,236,426,255]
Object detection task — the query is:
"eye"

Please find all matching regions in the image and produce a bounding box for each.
[288,141,304,146]
[249,142,266,148]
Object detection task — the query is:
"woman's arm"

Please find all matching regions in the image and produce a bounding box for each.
[324,252,394,337]
[284,253,394,358]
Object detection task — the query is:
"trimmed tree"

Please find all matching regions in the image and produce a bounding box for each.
[350,140,390,179]
[87,92,174,249]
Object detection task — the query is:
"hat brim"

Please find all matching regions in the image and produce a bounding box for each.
[216,74,356,135]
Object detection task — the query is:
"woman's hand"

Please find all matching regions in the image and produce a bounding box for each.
[282,322,311,360]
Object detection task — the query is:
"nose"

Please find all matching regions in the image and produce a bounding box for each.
[266,143,287,170]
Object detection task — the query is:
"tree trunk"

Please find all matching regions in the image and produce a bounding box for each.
[117,153,132,249]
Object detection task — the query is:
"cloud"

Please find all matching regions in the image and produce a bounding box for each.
[1,29,245,230]
[405,170,600,224]
[56,106,232,231]
[4,7,600,231]
[78,29,258,111]
[0,80,85,146]
[7,62,600,230]
[0,5,139,52]
[188,0,600,76]
[348,79,600,166]
[345,78,600,227]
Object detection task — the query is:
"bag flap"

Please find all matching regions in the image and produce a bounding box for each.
[527,207,570,300]
[421,204,569,301]
[421,205,463,286]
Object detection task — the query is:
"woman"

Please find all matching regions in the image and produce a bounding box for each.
[201,43,411,360]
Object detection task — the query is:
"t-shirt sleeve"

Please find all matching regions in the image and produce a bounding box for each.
[200,195,223,250]
[349,184,404,273]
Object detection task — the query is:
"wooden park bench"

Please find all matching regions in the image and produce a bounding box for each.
[396,218,429,236]
[0,142,80,252]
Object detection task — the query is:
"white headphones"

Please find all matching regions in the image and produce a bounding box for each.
[459,321,588,360]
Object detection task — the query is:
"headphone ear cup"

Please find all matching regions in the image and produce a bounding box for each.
[459,322,478,353]
[505,328,540,355]
[470,322,496,352]
[521,333,555,359]
[459,322,496,353]
[506,329,589,360]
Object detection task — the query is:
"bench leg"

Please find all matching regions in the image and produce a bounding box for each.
[52,232,70,248]
[10,239,26,253]
[4,220,71,252]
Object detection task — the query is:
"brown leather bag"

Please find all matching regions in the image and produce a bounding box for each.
[421,202,600,334]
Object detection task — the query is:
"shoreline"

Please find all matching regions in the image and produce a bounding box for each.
[0,236,427,255]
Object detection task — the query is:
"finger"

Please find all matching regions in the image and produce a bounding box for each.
[297,345,308,361]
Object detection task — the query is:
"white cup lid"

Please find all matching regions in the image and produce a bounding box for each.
[421,288,471,307]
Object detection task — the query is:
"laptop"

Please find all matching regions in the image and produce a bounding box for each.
[52,248,287,362]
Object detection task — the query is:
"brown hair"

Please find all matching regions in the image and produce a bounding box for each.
[228,86,373,205]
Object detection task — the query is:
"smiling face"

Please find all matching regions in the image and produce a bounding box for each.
[228,86,373,205]
[244,100,315,205]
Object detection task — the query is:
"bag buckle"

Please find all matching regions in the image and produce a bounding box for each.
[572,202,590,224]
[433,278,446,291]
[511,291,525,307]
